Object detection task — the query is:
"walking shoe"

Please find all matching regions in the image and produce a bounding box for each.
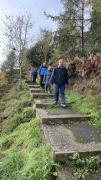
[53,102,58,105]
[48,90,50,94]
[61,104,66,108]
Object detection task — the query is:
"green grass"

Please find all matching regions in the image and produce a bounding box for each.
[0,81,54,180]
[2,107,34,134]
[66,153,101,179]
[0,146,54,180]
[66,90,101,126]
[0,118,41,151]
[0,83,31,120]
[21,146,54,180]
[0,150,24,180]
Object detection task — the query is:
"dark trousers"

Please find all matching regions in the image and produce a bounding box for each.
[40,75,44,88]
[32,75,37,83]
[45,84,51,92]
[54,84,65,104]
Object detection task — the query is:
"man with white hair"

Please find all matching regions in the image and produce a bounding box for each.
[51,59,68,107]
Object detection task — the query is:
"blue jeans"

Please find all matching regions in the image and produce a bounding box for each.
[54,84,65,104]
[45,84,51,91]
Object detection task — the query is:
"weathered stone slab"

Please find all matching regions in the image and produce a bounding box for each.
[42,124,101,161]
[67,121,101,144]
[30,88,44,93]
[56,166,74,180]
[25,80,34,85]
[32,92,54,99]
[34,99,53,108]
[55,149,101,161]
[36,108,90,124]
[28,84,40,88]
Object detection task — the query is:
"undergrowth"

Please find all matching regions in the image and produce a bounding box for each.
[0,81,54,180]
[0,146,54,180]
[66,91,101,126]
[2,107,34,134]
[66,153,101,179]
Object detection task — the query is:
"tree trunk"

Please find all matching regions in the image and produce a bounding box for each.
[44,54,47,64]
[81,0,84,56]
[19,63,22,89]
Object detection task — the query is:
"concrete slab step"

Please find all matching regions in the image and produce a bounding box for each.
[28,84,40,88]
[36,108,90,124]
[30,88,44,93]
[42,123,101,161]
[32,92,54,99]
[56,166,74,180]
[34,99,53,108]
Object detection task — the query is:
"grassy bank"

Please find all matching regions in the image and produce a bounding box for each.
[66,90,101,126]
[0,81,54,180]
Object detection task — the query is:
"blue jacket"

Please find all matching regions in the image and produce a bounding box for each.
[51,67,68,85]
[38,66,47,76]
[43,70,52,85]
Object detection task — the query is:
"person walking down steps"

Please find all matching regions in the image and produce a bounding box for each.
[31,68,37,84]
[38,63,47,89]
[51,59,68,107]
[43,65,53,93]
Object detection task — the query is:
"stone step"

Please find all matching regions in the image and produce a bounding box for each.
[25,80,34,85]
[42,123,101,161]
[32,92,54,99]
[34,99,76,109]
[28,84,40,88]
[30,88,44,93]
[55,166,74,180]
[34,99,53,108]
[36,108,90,124]
[56,165,101,180]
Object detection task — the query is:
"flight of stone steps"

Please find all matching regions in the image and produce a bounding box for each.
[27,83,101,180]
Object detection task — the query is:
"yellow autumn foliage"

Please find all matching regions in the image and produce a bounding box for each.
[92,0,101,10]
[0,72,6,86]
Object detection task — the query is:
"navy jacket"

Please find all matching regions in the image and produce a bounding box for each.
[51,67,68,85]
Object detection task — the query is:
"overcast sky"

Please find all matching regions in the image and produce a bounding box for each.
[0,0,62,67]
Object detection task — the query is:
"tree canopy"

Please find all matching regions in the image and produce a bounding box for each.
[27,29,54,66]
